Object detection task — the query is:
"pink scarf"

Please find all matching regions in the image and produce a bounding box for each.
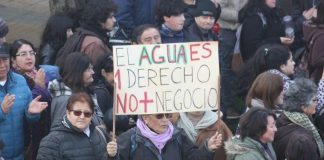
[136,118,174,153]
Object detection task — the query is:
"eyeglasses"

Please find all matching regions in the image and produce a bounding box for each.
[153,113,172,119]
[16,51,36,57]
[69,110,93,118]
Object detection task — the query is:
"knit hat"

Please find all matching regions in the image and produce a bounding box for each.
[0,17,9,38]
[0,44,9,58]
[195,0,218,18]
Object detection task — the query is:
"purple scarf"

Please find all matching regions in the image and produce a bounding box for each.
[136,118,174,153]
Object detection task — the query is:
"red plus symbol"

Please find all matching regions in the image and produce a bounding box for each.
[139,92,154,113]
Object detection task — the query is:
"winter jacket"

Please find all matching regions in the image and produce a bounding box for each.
[303,21,324,84]
[37,116,109,160]
[240,9,285,61]
[113,0,158,37]
[0,72,39,160]
[109,127,215,160]
[225,136,277,160]
[184,22,218,42]
[12,69,53,160]
[273,114,321,160]
[218,0,248,30]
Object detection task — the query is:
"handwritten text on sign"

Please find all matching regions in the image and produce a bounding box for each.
[113,41,219,115]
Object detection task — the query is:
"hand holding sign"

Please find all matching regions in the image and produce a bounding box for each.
[107,140,118,157]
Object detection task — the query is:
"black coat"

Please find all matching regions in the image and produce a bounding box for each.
[240,9,285,61]
[109,127,214,160]
[37,116,109,160]
[184,22,218,42]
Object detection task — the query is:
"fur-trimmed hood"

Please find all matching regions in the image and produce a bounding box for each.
[225,136,277,160]
[225,136,252,155]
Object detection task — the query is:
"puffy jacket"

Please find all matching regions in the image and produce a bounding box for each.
[0,72,39,160]
[37,116,109,160]
[109,127,214,160]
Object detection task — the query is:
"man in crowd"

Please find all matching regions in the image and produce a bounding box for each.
[156,0,186,43]
[132,24,162,45]
[184,0,221,42]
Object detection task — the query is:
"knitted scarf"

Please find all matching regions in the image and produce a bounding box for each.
[177,111,218,142]
[284,111,324,158]
[160,24,184,43]
[136,118,174,153]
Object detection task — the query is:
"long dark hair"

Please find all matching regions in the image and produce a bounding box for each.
[39,13,77,64]
[60,52,92,93]
[239,107,276,140]
[239,0,277,23]
[237,44,291,98]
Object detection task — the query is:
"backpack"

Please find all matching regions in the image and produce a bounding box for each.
[55,28,97,66]
[231,12,267,72]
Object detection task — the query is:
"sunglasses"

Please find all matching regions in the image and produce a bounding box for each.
[153,113,172,119]
[69,110,93,118]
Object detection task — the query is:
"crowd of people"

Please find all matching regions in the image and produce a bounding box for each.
[1,0,324,159]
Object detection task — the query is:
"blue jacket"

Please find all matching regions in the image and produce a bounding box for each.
[0,72,39,160]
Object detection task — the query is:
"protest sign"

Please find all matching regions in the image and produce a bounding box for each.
[113,41,219,115]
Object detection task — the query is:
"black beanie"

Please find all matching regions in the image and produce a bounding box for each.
[195,0,218,18]
[0,17,9,38]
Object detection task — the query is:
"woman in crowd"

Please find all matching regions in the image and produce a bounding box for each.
[303,0,324,84]
[107,113,223,160]
[237,44,295,115]
[9,39,52,160]
[38,13,76,65]
[175,110,233,160]
[49,52,103,129]
[273,78,324,160]
[37,92,117,159]
[238,0,294,61]
[245,72,284,115]
[225,107,277,160]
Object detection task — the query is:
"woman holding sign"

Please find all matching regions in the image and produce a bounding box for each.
[107,113,223,160]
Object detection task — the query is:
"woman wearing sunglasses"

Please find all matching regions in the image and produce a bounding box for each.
[9,39,52,159]
[107,112,223,160]
[37,92,117,159]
